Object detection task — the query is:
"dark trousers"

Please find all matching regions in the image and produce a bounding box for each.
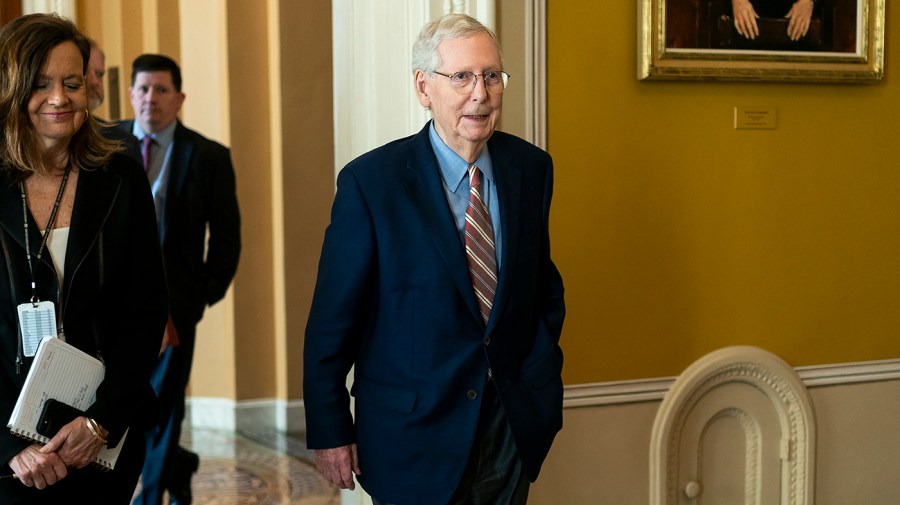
[373,383,529,505]
[133,324,197,505]
[0,424,145,504]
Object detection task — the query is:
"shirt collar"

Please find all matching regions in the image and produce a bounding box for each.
[428,121,494,192]
[133,120,177,149]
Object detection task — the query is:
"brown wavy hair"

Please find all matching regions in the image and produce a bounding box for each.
[0,13,118,179]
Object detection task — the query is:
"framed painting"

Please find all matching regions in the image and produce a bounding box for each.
[638,0,885,82]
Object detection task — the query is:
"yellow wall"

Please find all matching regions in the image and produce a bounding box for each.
[549,2,900,384]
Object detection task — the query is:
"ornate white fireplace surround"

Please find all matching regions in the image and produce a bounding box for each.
[649,346,816,504]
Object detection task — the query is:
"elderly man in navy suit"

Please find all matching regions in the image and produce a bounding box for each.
[304,13,565,505]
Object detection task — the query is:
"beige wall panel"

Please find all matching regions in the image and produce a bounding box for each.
[180,0,236,399]
[810,381,900,503]
[156,0,180,57]
[278,0,334,400]
[531,379,900,504]
[76,0,105,118]
[226,0,277,401]
[532,401,658,504]
[495,0,525,139]
[77,0,127,120]
[119,0,144,119]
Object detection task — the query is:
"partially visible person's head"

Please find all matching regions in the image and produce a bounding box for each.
[0,13,114,176]
[412,14,506,163]
[87,39,106,110]
[131,53,182,92]
[129,54,185,134]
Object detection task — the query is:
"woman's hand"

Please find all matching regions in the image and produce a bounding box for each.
[7,444,68,489]
[40,416,107,469]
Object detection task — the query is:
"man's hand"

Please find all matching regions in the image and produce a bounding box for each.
[314,444,361,490]
[785,0,815,41]
[8,444,68,489]
[732,0,760,40]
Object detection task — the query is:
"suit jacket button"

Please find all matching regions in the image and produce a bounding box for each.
[466,389,478,400]
[484,336,491,346]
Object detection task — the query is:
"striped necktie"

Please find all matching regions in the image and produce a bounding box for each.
[465,165,498,325]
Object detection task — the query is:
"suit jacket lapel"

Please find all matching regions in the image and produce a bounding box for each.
[64,167,122,291]
[486,135,522,332]
[163,122,193,243]
[402,125,483,324]
[118,120,135,135]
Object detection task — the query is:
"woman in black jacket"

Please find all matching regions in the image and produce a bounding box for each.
[0,14,167,504]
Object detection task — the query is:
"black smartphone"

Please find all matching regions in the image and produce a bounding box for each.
[37,399,84,439]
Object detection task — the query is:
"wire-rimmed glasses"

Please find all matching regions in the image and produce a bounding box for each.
[431,70,510,93]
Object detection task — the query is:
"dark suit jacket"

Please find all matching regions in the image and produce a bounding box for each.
[0,154,168,465]
[97,117,142,163]
[116,120,241,330]
[304,122,566,504]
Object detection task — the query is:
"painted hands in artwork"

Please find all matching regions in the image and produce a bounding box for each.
[731,0,815,42]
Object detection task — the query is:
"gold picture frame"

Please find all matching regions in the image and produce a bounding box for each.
[638,0,885,82]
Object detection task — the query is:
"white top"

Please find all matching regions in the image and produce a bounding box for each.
[44,226,69,287]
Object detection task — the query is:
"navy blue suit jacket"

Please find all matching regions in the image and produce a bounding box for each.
[304,123,565,504]
[116,120,240,330]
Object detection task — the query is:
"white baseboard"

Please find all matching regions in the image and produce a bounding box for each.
[563,358,900,408]
[186,397,306,433]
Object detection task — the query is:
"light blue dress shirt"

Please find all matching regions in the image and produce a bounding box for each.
[132,121,177,240]
[428,121,503,269]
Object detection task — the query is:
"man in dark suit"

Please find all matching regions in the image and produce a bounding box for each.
[121,54,241,505]
[304,14,565,505]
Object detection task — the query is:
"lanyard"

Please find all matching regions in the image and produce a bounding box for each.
[19,165,72,305]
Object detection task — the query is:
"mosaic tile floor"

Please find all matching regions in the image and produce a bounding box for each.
[136,428,339,505]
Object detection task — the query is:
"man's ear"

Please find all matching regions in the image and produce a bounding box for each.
[413,70,431,109]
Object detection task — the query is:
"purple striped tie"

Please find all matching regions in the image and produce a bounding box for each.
[465,165,498,325]
[141,136,154,172]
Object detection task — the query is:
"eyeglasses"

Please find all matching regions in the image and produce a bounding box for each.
[431,70,510,93]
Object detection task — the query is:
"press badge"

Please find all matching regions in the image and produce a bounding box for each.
[17,301,57,357]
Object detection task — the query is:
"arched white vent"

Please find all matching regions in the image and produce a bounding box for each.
[650,346,816,505]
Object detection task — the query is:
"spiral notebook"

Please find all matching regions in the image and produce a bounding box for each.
[7,337,126,470]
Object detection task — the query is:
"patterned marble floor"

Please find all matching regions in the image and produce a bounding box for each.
[138,428,339,505]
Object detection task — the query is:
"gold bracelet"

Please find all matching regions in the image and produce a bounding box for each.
[84,417,109,445]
